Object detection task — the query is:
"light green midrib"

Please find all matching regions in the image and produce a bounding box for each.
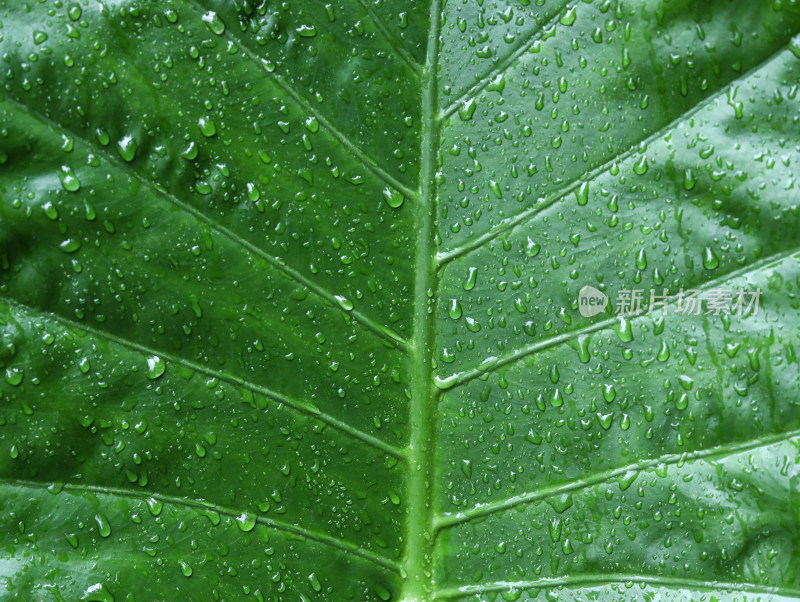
[401,0,442,599]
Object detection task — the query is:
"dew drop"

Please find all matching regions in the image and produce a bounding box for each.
[462,267,478,290]
[59,237,82,254]
[459,98,477,121]
[236,512,256,532]
[116,136,138,162]
[146,356,166,380]
[59,165,81,192]
[448,298,462,320]
[198,117,217,137]
[179,561,193,577]
[334,295,353,311]
[201,11,225,35]
[296,24,317,37]
[42,201,59,220]
[382,187,405,208]
[560,6,577,26]
[94,513,111,537]
[633,155,649,175]
[4,368,23,386]
[575,181,589,206]
[702,246,720,270]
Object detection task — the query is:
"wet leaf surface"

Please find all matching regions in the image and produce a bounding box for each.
[1,0,800,600]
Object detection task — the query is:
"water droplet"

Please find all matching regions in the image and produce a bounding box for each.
[614,317,633,342]
[236,512,256,532]
[198,117,217,137]
[42,201,59,220]
[59,238,82,254]
[334,295,353,311]
[201,11,225,35]
[702,246,720,270]
[433,373,461,390]
[683,169,696,190]
[179,561,193,577]
[382,187,405,208]
[59,165,81,192]
[560,7,577,26]
[597,412,614,430]
[636,249,647,270]
[462,267,478,290]
[296,25,317,37]
[146,356,166,380]
[33,30,48,45]
[575,181,589,206]
[4,368,23,386]
[633,155,649,175]
[459,98,477,121]
[81,583,114,602]
[181,141,198,160]
[448,299,462,320]
[146,497,163,516]
[67,4,82,21]
[116,136,138,162]
[94,513,111,537]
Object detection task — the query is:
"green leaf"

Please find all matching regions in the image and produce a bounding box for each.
[1,0,800,600]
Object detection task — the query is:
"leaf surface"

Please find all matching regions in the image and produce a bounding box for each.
[1,0,800,600]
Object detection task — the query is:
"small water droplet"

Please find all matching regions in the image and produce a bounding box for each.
[448,299,462,320]
[633,155,649,175]
[94,513,111,537]
[575,181,589,206]
[236,512,256,532]
[459,98,477,121]
[179,561,193,577]
[305,116,319,133]
[201,11,225,35]
[146,356,166,380]
[702,246,720,270]
[462,267,478,290]
[296,24,317,37]
[116,136,138,162]
[334,295,353,311]
[59,237,82,254]
[382,187,405,208]
[59,165,81,192]
[198,117,217,137]
[42,201,59,220]
[560,7,577,26]
[4,368,23,386]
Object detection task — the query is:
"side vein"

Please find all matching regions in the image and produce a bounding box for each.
[1,96,408,351]
[435,427,800,530]
[437,244,800,391]
[0,295,405,459]
[185,0,419,202]
[0,477,401,572]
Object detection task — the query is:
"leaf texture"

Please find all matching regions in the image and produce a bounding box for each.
[1,0,799,600]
